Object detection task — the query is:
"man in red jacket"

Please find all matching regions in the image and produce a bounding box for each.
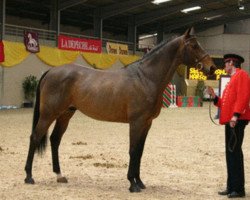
[208,53,250,198]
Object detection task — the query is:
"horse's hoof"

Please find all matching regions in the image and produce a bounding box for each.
[57,177,68,183]
[129,185,141,193]
[24,177,35,184]
[137,181,146,189]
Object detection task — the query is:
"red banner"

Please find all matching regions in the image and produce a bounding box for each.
[58,35,102,53]
[0,41,4,62]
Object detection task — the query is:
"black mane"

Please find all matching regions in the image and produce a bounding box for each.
[141,36,179,60]
[125,35,179,68]
[142,41,166,60]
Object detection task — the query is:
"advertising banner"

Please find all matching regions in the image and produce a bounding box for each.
[106,42,128,55]
[118,43,128,55]
[58,35,102,53]
[106,42,119,54]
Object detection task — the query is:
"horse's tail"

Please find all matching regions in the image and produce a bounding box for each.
[32,70,49,154]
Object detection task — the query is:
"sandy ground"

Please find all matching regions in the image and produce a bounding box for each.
[0,102,250,200]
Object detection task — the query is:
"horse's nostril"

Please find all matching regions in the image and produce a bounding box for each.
[209,65,216,74]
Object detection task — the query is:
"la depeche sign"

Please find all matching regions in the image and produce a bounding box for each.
[58,35,102,53]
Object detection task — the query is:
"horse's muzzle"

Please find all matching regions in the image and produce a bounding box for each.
[206,65,217,79]
[209,65,216,75]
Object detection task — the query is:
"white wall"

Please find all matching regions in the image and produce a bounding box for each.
[138,36,157,49]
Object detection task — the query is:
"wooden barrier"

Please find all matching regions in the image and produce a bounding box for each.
[162,84,177,108]
[177,96,202,107]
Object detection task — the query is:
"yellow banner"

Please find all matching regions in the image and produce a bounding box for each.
[1,40,139,68]
[106,42,128,55]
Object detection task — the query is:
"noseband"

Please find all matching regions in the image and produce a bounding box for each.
[184,37,209,70]
[195,54,209,70]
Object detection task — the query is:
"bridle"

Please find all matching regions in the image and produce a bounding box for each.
[184,36,209,70]
[195,54,209,70]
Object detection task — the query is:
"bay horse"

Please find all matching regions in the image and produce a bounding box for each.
[24,28,215,192]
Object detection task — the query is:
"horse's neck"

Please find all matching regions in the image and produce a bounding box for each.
[138,38,182,90]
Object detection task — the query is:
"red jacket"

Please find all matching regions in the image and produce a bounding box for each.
[216,69,250,125]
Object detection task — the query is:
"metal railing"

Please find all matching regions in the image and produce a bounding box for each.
[5,24,55,40]
[3,24,142,52]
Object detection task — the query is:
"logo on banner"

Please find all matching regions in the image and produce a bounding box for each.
[24,31,40,53]
[58,35,102,53]
[118,44,128,55]
[106,42,118,54]
[106,42,128,55]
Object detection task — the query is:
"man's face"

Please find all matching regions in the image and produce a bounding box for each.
[224,60,235,75]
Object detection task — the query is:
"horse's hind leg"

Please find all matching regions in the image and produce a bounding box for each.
[25,117,54,184]
[25,139,37,184]
[50,108,76,183]
[127,119,152,192]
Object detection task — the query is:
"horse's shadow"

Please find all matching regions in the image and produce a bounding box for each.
[36,175,187,197]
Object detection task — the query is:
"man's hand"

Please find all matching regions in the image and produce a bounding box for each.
[206,86,216,98]
[230,116,238,128]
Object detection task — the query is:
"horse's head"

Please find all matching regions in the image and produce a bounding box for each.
[181,27,216,76]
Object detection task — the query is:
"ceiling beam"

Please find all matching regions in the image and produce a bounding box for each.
[59,0,88,11]
[99,0,150,19]
[162,3,250,32]
[6,8,47,18]
[7,0,50,8]
[135,0,219,26]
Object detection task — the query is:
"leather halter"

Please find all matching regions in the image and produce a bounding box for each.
[195,54,209,70]
[184,37,209,70]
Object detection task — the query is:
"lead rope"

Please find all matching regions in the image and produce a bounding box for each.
[208,95,237,152]
[209,95,220,126]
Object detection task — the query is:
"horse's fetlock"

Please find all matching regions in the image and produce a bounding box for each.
[127,175,134,182]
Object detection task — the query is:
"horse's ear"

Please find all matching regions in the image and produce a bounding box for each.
[184,27,195,38]
[190,27,195,35]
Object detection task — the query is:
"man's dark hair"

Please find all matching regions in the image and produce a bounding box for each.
[233,60,241,68]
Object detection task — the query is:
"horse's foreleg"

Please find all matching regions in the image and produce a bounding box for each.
[134,131,149,190]
[50,109,75,183]
[128,139,147,192]
[127,120,152,193]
